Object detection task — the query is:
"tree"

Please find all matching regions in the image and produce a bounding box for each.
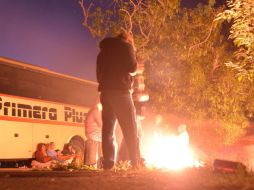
[143,3,249,145]
[216,0,254,81]
[79,0,251,146]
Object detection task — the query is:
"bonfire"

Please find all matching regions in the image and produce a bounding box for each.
[143,124,203,170]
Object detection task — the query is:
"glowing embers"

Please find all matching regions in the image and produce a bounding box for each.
[143,130,202,170]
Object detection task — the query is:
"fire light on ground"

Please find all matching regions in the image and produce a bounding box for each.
[143,126,203,170]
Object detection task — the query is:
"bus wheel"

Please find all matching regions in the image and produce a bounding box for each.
[69,137,85,165]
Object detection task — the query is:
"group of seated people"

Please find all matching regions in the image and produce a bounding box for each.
[31,142,79,169]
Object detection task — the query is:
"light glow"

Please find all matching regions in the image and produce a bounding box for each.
[143,130,202,170]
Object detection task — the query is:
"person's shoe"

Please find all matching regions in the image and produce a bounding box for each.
[103,165,119,172]
[102,159,115,170]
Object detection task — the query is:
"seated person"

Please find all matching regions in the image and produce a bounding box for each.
[62,143,75,156]
[62,143,81,165]
[47,142,74,164]
[32,143,53,168]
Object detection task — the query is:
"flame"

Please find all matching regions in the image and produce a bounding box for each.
[143,130,202,170]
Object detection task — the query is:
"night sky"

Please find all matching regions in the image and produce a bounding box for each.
[0,0,97,80]
[0,0,225,81]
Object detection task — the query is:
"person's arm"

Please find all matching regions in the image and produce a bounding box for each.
[42,156,52,163]
[85,109,96,139]
[36,151,52,163]
[94,108,102,128]
[122,43,137,73]
[58,154,74,160]
[96,52,103,83]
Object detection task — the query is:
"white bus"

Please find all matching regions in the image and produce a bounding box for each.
[0,57,98,165]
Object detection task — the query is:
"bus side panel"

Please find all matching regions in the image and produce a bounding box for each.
[32,124,56,152]
[0,121,33,159]
[32,124,86,153]
[54,125,86,150]
[0,94,88,159]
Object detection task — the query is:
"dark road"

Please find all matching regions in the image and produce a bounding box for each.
[0,168,253,190]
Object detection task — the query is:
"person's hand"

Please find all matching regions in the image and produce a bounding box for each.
[130,40,136,52]
[56,151,62,156]
[130,72,136,76]
[74,153,81,158]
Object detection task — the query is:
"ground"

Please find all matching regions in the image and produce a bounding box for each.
[0,168,254,190]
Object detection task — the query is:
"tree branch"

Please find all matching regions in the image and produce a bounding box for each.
[119,0,142,32]
[188,21,216,57]
[79,0,99,37]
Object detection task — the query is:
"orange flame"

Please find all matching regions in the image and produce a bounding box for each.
[143,130,202,170]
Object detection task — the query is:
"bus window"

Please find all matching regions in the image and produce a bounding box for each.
[50,77,97,107]
[16,68,52,100]
[0,64,16,95]
[1,61,98,107]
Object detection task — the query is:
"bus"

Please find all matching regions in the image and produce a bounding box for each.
[0,57,98,165]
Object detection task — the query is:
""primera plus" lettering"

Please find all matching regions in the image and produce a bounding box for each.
[0,97,57,120]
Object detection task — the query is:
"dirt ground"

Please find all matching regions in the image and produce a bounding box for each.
[0,169,252,190]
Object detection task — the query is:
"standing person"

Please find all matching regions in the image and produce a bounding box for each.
[97,31,141,169]
[85,102,103,168]
[118,101,145,162]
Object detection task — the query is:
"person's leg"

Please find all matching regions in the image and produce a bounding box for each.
[85,139,97,166]
[118,139,130,162]
[101,92,117,169]
[110,92,141,166]
[97,142,103,159]
[97,142,103,168]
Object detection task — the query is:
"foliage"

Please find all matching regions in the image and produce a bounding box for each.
[144,4,250,145]
[115,160,132,171]
[52,163,98,171]
[51,161,143,172]
[79,0,253,145]
[216,0,254,80]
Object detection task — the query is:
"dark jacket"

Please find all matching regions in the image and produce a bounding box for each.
[96,37,137,92]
